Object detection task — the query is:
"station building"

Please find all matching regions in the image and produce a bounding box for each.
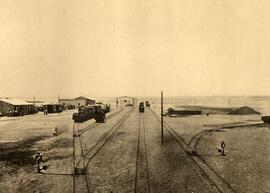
[59,96,95,108]
[0,98,35,116]
[59,98,75,106]
[74,96,95,107]
[116,96,137,108]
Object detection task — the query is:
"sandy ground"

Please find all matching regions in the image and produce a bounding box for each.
[0,108,121,193]
[87,108,217,193]
[164,113,262,144]
[196,126,270,193]
[0,110,75,193]
[0,105,269,193]
[154,107,270,193]
[143,109,217,193]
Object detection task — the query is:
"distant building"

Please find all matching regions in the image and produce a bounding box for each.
[59,98,75,106]
[116,96,136,107]
[74,96,95,107]
[0,98,35,116]
[59,96,95,108]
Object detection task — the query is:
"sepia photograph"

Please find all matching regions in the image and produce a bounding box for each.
[0,0,269,193]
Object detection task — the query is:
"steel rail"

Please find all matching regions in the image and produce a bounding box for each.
[149,108,237,193]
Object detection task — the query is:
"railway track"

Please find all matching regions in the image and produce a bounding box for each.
[188,129,215,153]
[149,108,237,193]
[134,114,141,193]
[72,123,90,193]
[134,113,151,193]
[72,107,134,193]
[74,108,125,136]
[190,121,264,154]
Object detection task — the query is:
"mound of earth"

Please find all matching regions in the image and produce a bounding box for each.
[229,106,260,115]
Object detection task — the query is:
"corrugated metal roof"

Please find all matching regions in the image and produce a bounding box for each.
[0,98,33,106]
[34,102,50,106]
[117,96,134,99]
[74,96,95,101]
[59,98,74,101]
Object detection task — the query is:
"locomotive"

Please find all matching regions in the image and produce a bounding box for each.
[139,102,144,113]
[94,108,106,123]
[72,104,106,123]
[96,102,111,113]
[145,101,150,107]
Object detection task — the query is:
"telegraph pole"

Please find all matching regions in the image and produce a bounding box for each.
[161,91,164,145]
[33,96,36,106]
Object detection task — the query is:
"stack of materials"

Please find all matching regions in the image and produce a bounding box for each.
[228,106,260,115]
[166,107,201,117]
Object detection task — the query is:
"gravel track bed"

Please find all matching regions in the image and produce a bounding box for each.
[144,109,217,193]
[87,109,139,193]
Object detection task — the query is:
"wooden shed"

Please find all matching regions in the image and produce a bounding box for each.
[0,98,35,116]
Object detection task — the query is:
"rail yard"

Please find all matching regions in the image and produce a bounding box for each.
[0,100,269,193]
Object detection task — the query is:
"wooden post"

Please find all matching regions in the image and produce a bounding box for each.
[73,124,75,174]
[161,91,164,145]
[33,96,36,107]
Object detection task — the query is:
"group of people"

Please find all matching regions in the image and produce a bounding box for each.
[43,109,48,115]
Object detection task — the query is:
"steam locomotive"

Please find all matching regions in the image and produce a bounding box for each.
[96,102,111,113]
[72,104,107,123]
[139,102,144,113]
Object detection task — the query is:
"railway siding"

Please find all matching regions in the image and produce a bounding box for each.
[72,107,133,193]
[145,108,217,193]
[86,109,139,193]
[135,114,151,193]
[150,108,237,193]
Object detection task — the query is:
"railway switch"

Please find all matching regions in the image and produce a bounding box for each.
[35,152,48,173]
[221,141,226,156]
[216,141,226,156]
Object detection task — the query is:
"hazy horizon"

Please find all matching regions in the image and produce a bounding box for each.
[1,94,270,101]
[1,0,270,97]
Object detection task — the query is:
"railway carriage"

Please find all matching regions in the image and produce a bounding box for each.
[73,104,106,123]
[139,102,144,113]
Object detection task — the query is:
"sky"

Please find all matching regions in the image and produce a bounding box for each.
[1,0,270,98]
